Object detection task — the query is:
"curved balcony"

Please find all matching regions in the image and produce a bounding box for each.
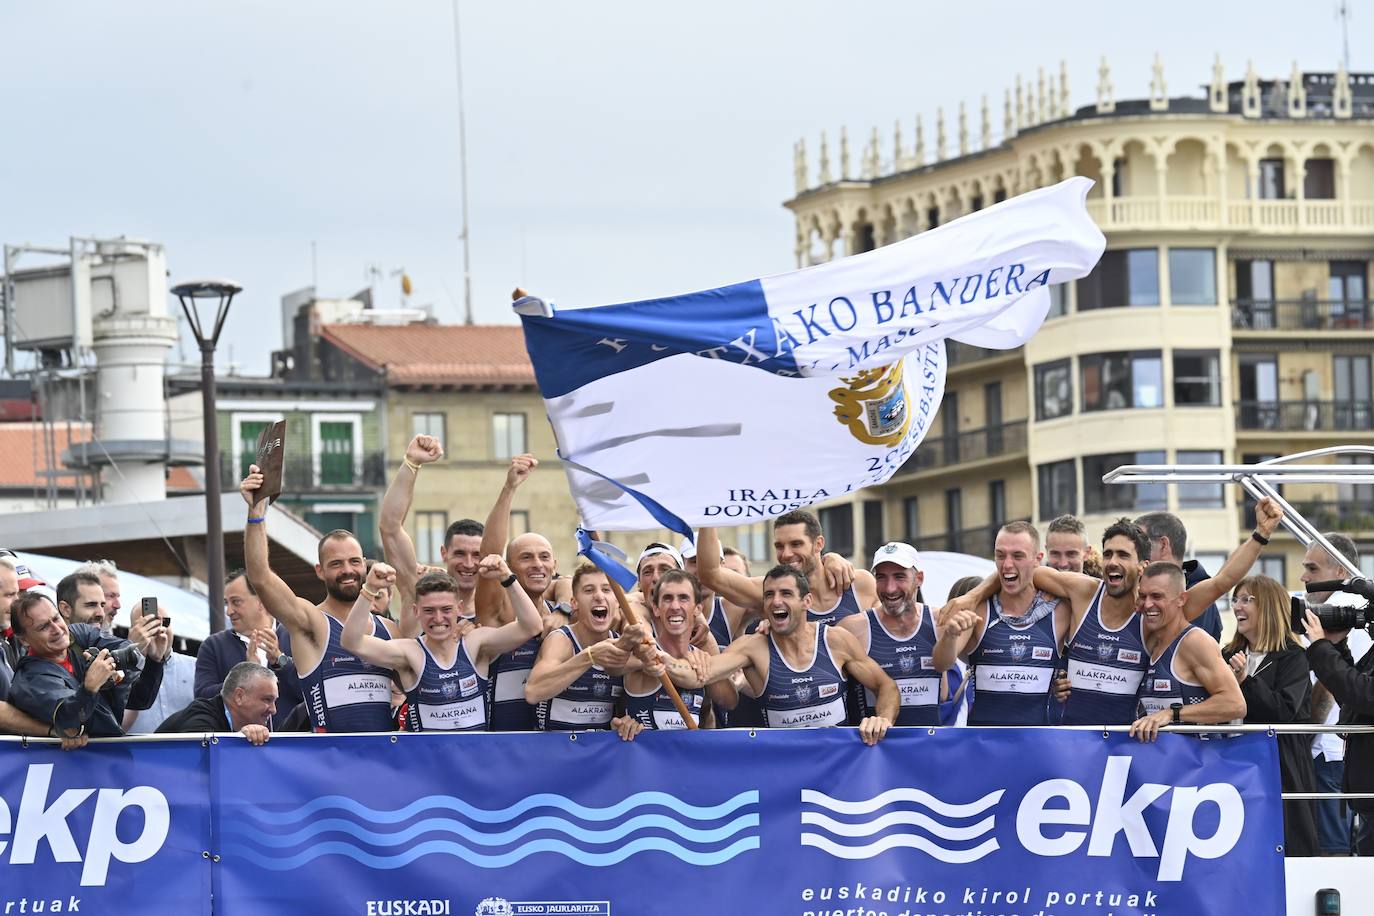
[1231,298,1373,332]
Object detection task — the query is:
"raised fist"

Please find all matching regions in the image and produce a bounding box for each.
[407,435,444,466]
[506,454,538,489]
[477,554,513,581]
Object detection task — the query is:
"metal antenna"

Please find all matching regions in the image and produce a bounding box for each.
[1337,0,1352,70]
[453,0,474,325]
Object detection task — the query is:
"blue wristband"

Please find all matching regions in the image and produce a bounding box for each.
[247,516,266,524]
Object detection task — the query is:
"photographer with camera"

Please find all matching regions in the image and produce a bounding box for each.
[7,591,165,738]
[1302,557,1374,857]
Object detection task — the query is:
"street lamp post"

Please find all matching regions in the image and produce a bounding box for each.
[171,279,242,635]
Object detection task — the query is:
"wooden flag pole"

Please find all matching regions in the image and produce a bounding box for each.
[606,577,698,730]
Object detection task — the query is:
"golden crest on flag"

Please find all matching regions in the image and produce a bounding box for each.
[828,360,910,447]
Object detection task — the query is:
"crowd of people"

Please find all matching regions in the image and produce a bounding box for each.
[0,433,1371,859]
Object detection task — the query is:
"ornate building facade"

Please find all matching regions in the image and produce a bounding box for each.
[782,57,1374,585]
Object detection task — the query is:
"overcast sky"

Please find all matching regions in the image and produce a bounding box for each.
[0,1,1359,374]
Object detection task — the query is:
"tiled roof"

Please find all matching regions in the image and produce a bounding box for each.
[0,422,200,490]
[320,323,535,386]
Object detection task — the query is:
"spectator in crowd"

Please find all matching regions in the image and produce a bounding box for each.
[1223,574,1317,856]
[0,554,21,668]
[157,661,277,746]
[1044,515,1088,573]
[72,559,121,633]
[1129,562,1245,742]
[1302,534,1370,855]
[194,570,303,729]
[660,564,900,744]
[634,543,682,616]
[8,592,165,737]
[122,599,197,734]
[1134,510,1223,642]
[242,464,413,732]
[1303,550,1374,857]
[56,571,108,629]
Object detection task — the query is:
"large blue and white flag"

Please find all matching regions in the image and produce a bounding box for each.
[517,177,1105,531]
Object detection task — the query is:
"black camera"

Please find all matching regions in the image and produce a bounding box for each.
[1294,576,1374,633]
[106,645,144,671]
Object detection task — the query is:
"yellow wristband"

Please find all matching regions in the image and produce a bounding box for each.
[361,584,382,599]
[402,458,421,473]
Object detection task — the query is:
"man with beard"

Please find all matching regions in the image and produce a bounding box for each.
[614,569,737,738]
[1044,515,1088,574]
[632,543,682,620]
[242,465,411,732]
[838,543,945,726]
[934,521,1068,725]
[525,565,656,731]
[342,558,540,731]
[659,565,899,744]
[1129,562,1246,742]
[379,435,484,618]
[696,516,870,628]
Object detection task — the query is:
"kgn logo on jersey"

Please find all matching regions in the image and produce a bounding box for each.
[829,361,910,447]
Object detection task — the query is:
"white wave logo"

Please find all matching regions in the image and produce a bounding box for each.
[800,787,1003,863]
[225,789,759,870]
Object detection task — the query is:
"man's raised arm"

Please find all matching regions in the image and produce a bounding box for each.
[466,555,543,663]
[379,435,444,612]
[475,454,537,627]
[1030,566,1101,607]
[341,563,413,678]
[696,528,763,611]
[1184,496,1283,616]
[241,466,317,641]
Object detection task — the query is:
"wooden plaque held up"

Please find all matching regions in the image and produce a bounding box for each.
[254,421,286,504]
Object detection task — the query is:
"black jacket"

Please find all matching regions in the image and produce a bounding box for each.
[8,624,164,737]
[194,626,303,730]
[1227,643,1317,856]
[156,696,231,734]
[1306,632,1374,815]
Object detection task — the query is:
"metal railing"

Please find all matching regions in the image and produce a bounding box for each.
[898,419,1028,474]
[220,451,389,491]
[1243,498,1374,532]
[946,341,1021,366]
[1232,298,1374,331]
[1235,400,1374,432]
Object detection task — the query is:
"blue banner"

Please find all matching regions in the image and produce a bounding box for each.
[210,729,1284,916]
[0,737,210,914]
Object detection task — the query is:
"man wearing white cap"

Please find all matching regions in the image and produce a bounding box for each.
[837,543,945,726]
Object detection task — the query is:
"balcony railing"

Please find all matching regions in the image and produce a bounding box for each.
[1083,196,1374,233]
[913,524,1000,557]
[945,341,1020,366]
[1235,400,1374,432]
[1231,298,1373,331]
[1242,499,1374,532]
[221,451,389,491]
[897,420,1028,475]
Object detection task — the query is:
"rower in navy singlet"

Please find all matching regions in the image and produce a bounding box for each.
[1128,562,1246,742]
[809,586,862,626]
[488,599,569,731]
[525,566,659,732]
[1062,581,1148,725]
[299,614,395,731]
[840,542,942,726]
[658,564,901,745]
[340,559,542,733]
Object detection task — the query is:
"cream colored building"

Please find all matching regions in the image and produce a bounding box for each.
[784,57,1374,584]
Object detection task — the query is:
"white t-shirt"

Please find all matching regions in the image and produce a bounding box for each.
[1309,592,1372,761]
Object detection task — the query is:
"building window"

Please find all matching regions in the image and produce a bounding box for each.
[238,420,272,478]
[510,510,531,537]
[415,511,448,564]
[1258,555,1285,583]
[318,420,356,485]
[818,505,854,558]
[1173,350,1221,406]
[492,413,527,460]
[738,524,768,564]
[993,189,1007,204]
[1168,249,1217,305]
[970,194,984,212]
[1257,158,1285,199]
[1304,158,1336,199]
[926,206,940,230]
[1080,351,1163,412]
[1034,359,1073,420]
[1047,283,1069,319]
[411,412,446,442]
[1176,450,1224,508]
[945,490,963,548]
[903,497,920,541]
[1083,451,1166,514]
[1333,355,1373,429]
[1037,460,1077,519]
[1111,157,1126,198]
[1077,249,1159,311]
[988,480,1006,524]
[1329,261,1369,328]
[862,501,884,555]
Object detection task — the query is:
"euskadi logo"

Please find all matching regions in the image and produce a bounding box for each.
[801,756,1243,881]
[1,764,169,886]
